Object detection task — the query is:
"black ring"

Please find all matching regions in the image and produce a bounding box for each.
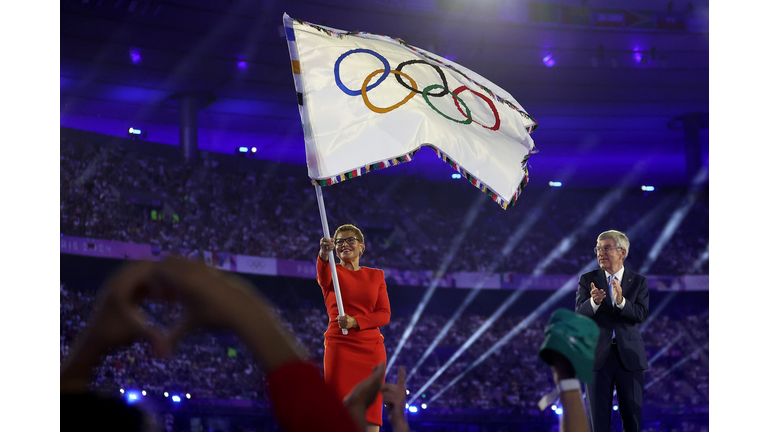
[395,60,449,97]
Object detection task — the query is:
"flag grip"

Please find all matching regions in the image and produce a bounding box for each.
[314,184,348,336]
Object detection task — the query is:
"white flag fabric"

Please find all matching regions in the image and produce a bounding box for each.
[283,13,538,209]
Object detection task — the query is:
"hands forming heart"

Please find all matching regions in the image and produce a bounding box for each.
[61,258,306,393]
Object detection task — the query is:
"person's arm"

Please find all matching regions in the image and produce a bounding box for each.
[156,259,366,432]
[353,271,391,330]
[615,276,649,324]
[62,258,362,432]
[549,352,589,432]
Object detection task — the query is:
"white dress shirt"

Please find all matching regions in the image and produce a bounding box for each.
[591,266,626,313]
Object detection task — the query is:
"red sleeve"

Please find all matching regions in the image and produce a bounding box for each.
[355,269,391,330]
[267,361,359,432]
[316,257,332,294]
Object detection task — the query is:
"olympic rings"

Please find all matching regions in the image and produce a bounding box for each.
[422,84,472,125]
[395,60,448,97]
[360,69,419,114]
[452,86,501,131]
[334,49,502,131]
[334,49,390,96]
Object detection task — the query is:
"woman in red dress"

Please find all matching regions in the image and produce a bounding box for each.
[317,224,390,431]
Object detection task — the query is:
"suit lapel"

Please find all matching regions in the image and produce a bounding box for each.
[597,269,609,292]
[621,269,635,300]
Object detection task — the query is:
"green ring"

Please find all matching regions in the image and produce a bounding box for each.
[422,84,472,125]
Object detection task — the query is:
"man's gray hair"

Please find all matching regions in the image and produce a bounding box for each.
[597,230,630,258]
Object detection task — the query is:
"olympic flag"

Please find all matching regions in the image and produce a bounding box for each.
[283,13,538,208]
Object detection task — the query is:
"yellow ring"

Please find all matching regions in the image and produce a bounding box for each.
[360,69,418,114]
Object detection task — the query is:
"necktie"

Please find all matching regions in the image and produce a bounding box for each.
[608,274,616,340]
[607,274,616,306]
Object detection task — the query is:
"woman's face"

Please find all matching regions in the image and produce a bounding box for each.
[334,230,364,261]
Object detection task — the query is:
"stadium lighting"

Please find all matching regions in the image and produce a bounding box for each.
[613,405,619,411]
[141,390,147,396]
[408,406,418,413]
[171,395,181,403]
[126,391,140,403]
[186,393,191,399]
[387,193,487,375]
[421,403,427,409]
[129,47,141,64]
[127,127,146,140]
[120,389,125,394]
[406,390,410,395]
[238,147,248,153]
[542,55,556,67]
[164,392,169,397]
[555,407,563,415]
[251,147,257,153]
[551,405,557,411]
[548,181,562,187]
[405,206,548,384]
[451,173,461,179]
[641,185,655,191]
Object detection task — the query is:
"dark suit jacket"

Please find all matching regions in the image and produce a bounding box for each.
[576,268,649,371]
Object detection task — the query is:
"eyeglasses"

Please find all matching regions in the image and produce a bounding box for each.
[334,237,360,246]
[594,247,622,254]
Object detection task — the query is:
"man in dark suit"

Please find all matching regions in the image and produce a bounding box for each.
[576,230,649,432]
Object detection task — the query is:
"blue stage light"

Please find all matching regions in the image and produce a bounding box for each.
[421,403,427,409]
[126,391,141,404]
[408,406,418,413]
[452,173,461,179]
[549,181,562,187]
[171,395,181,403]
[613,405,619,411]
[555,407,563,415]
[551,405,557,411]
[641,185,655,191]
[543,55,556,67]
[238,147,249,153]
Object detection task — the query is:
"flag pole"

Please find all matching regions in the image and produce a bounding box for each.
[314,184,348,335]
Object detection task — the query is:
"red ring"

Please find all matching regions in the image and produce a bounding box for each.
[452,86,501,131]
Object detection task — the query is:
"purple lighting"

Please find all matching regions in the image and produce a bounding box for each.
[237,61,247,69]
[542,55,555,67]
[129,47,141,64]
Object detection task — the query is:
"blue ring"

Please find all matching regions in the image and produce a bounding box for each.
[334,49,390,96]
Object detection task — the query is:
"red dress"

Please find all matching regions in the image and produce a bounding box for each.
[316,257,391,426]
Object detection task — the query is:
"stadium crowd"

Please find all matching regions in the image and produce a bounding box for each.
[60,133,708,276]
[60,283,709,414]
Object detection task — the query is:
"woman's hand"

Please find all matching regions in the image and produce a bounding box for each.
[337,314,359,330]
[319,237,334,261]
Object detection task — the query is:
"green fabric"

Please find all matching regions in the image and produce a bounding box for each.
[539,308,599,384]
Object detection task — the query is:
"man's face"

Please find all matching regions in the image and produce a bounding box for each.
[595,238,626,273]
